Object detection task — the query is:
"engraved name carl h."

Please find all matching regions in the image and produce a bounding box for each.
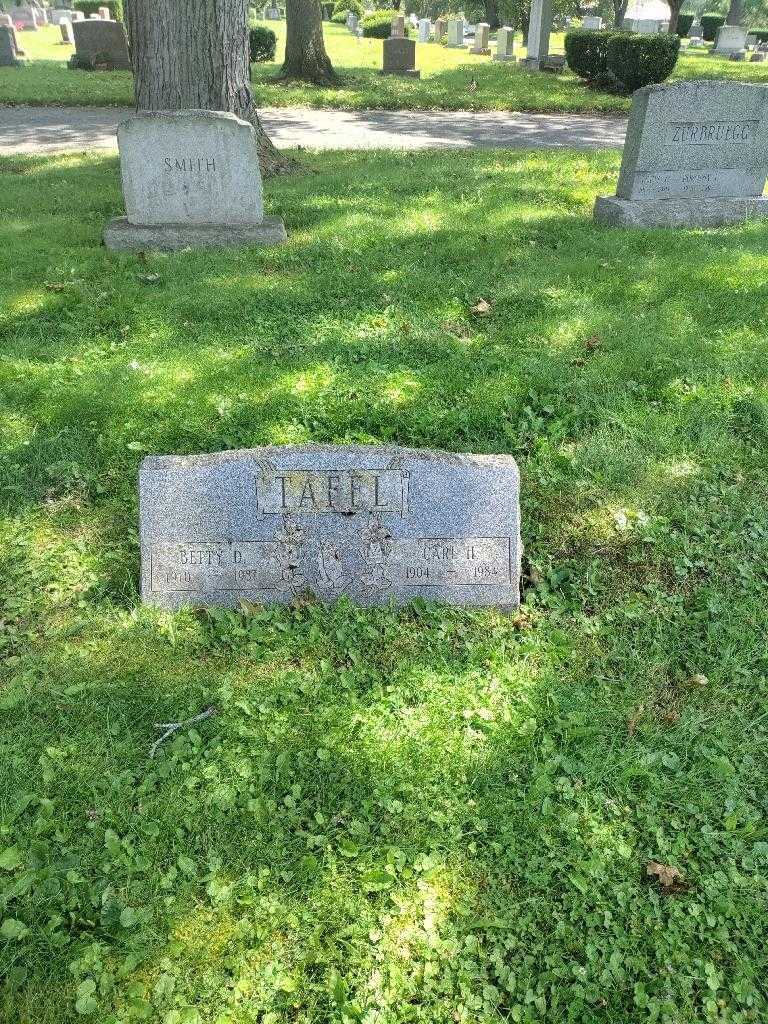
[256,469,411,517]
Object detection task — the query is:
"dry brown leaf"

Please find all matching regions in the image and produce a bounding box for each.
[45,283,66,293]
[470,298,492,316]
[138,273,161,285]
[627,705,644,736]
[689,673,709,687]
[442,321,471,338]
[585,334,602,351]
[646,860,685,889]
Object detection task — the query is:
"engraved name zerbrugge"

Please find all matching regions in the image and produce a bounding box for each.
[665,120,758,146]
[139,445,521,610]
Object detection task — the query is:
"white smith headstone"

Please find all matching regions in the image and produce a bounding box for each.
[103,110,287,251]
[139,445,522,611]
[594,81,768,227]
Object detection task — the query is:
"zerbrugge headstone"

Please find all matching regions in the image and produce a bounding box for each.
[68,17,130,69]
[139,446,521,610]
[103,110,287,251]
[594,81,768,228]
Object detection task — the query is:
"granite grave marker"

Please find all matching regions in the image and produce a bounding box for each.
[594,81,768,227]
[139,445,521,610]
[470,21,490,54]
[381,34,419,76]
[68,17,130,69]
[494,25,515,60]
[0,24,23,64]
[104,110,286,251]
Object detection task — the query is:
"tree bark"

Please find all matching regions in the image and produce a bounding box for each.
[282,0,337,83]
[725,0,745,24]
[124,0,292,176]
[484,0,501,30]
[612,0,628,27]
[666,0,682,32]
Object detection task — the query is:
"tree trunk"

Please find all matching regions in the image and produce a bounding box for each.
[124,0,292,176]
[725,0,745,25]
[612,0,628,27]
[666,0,682,32]
[282,0,337,83]
[484,0,501,30]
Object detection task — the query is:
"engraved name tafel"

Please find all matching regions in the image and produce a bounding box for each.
[139,448,521,609]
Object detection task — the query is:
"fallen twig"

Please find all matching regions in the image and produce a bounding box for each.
[148,706,218,759]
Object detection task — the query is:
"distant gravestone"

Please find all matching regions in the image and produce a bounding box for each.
[139,446,522,610]
[0,24,24,64]
[582,15,602,29]
[390,13,405,36]
[418,17,431,42]
[98,5,110,17]
[494,25,515,60]
[594,81,768,228]
[9,7,39,30]
[434,15,446,41]
[103,110,287,251]
[381,35,419,76]
[470,21,490,54]
[49,8,74,23]
[0,13,12,26]
[714,23,748,54]
[68,17,130,68]
[348,12,358,32]
[60,18,73,43]
[446,18,463,46]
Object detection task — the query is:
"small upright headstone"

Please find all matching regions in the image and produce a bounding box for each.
[98,5,110,17]
[49,8,73,23]
[390,13,405,37]
[494,25,514,61]
[446,18,464,47]
[60,18,73,43]
[751,50,767,61]
[0,13,12,26]
[348,13,358,32]
[381,35,419,76]
[582,15,602,29]
[713,23,748,54]
[434,16,446,41]
[594,81,768,228]
[104,110,287,252]
[68,17,130,69]
[70,9,84,19]
[0,24,24,65]
[470,21,490,54]
[633,18,659,33]
[139,445,522,611]
[418,17,431,42]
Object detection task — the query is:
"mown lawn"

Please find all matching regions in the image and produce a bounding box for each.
[2,22,768,112]
[2,148,768,1023]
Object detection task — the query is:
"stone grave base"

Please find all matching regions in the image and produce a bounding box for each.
[519,55,566,71]
[593,195,768,228]
[68,53,131,70]
[378,68,420,77]
[470,46,491,55]
[103,216,288,252]
[493,53,516,61]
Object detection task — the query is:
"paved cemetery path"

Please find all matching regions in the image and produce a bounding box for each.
[0,104,627,154]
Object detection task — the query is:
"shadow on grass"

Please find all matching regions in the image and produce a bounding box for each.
[2,149,768,1021]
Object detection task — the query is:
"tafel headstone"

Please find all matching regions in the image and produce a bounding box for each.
[139,445,521,610]
[68,17,131,69]
[594,81,768,227]
[494,25,515,60]
[104,109,287,251]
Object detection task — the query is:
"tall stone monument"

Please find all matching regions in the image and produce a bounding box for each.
[594,81,768,227]
[139,446,522,610]
[103,110,287,251]
[520,0,565,70]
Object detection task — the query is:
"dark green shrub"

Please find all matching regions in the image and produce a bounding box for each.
[701,13,725,39]
[606,32,680,92]
[361,9,398,36]
[564,29,618,82]
[74,0,123,20]
[332,0,362,15]
[249,25,276,62]
[331,10,349,21]
[677,13,694,35]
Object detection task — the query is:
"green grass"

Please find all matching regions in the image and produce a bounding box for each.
[2,147,768,1023]
[3,22,768,112]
